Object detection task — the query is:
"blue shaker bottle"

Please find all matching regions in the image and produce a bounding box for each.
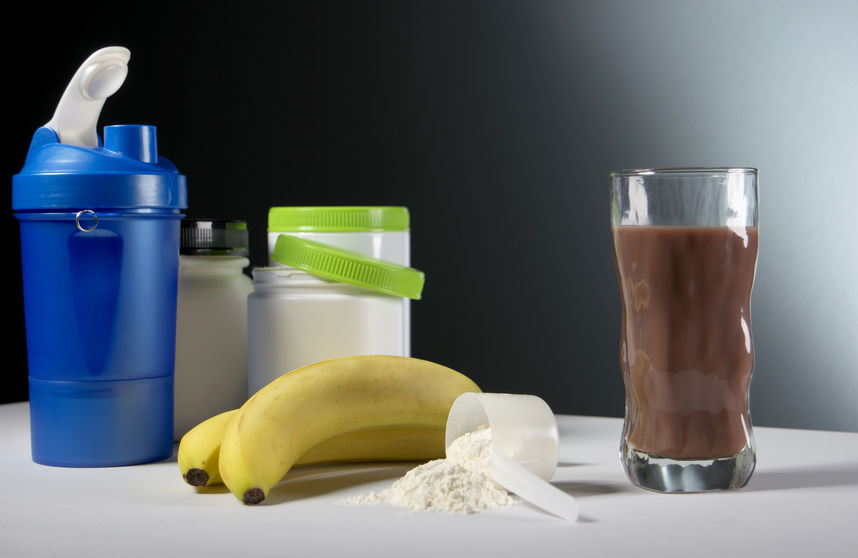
[12,47,188,467]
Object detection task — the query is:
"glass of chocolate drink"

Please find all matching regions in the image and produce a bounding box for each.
[610,167,759,492]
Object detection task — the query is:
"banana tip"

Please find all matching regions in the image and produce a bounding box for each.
[243,488,266,505]
[184,468,209,487]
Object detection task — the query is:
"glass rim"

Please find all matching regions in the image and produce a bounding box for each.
[610,166,757,177]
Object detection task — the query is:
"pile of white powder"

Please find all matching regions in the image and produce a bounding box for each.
[341,425,516,514]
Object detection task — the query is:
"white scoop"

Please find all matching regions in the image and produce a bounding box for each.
[446,393,579,521]
[45,46,130,147]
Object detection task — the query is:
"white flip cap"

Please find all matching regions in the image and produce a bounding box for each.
[45,46,131,147]
[446,393,579,521]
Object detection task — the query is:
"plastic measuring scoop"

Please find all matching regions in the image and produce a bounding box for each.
[446,393,579,521]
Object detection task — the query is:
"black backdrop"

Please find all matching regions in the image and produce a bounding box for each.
[6,3,624,416]
[7,2,858,432]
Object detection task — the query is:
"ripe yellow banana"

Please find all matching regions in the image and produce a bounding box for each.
[296,426,446,465]
[178,410,236,487]
[218,355,481,504]
[178,409,445,488]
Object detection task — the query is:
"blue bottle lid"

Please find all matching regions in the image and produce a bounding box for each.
[12,124,187,211]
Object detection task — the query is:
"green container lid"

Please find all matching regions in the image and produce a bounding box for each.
[268,206,410,233]
[272,234,424,300]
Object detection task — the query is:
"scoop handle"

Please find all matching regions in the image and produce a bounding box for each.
[45,47,130,147]
[491,450,579,521]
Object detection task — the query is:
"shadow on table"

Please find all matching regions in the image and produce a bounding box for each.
[186,463,412,502]
[264,463,415,505]
[746,463,858,492]
[552,479,636,499]
[544,471,638,523]
[552,463,639,500]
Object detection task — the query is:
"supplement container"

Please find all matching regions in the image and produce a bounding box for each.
[174,219,253,441]
[267,206,410,265]
[248,234,424,395]
[12,47,187,466]
[267,206,413,355]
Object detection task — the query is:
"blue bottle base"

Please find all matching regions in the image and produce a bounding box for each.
[28,376,174,467]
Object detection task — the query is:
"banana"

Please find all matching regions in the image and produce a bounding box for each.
[178,410,235,487]
[296,426,446,465]
[178,410,445,488]
[218,355,481,504]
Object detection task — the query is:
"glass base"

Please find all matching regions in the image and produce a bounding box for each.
[620,439,756,493]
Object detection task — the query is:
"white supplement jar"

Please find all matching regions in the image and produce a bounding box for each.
[248,234,424,395]
[267,206,413,354]
[173,219,253,441]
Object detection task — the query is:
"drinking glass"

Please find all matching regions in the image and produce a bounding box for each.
[610,167,759,492]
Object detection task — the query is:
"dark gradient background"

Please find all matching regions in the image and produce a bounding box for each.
[6,1,857,432]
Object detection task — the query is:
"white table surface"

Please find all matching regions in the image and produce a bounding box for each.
[1,401,856,557]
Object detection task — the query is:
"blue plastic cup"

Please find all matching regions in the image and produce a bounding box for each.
[13,124,187,466]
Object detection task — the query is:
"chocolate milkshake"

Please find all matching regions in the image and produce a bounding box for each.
[612,225,758,460]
